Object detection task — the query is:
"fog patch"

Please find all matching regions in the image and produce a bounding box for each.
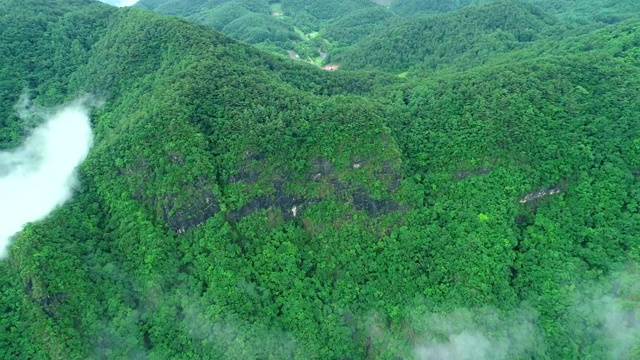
[181,292,302,358]
[407,266,640,359]
[415,331,493,360]
[409,307,539,360]
[599,295,640,359]
[0,98,94,258]
[572,264,640,359]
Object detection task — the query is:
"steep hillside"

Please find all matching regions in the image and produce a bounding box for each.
[529,0,640,21]
[135,0,299,49]
[0,0,115,148]
[332,1,559,73]
[134,0,384,60]
[390,0,491,16]
[1,1,407,358]
[391,0,639,20]
[1,0,639,359]
[331,0,640,74]
[320,7,398,46]
[133,0,640,72]
[280,0,378,31]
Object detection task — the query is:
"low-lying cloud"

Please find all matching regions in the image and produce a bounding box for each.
[408,268,640,359]
[0,100,94,258]
[409,307,539,360]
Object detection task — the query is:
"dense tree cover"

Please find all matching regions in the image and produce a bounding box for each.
[279,0,377,32]
[332,1,559,73]
[134,0,387,62]
[390,0,490,16]
[391,0,640,20]
[319,7,398,47]
[134,0,300,50]
[0,0,115,148]
[332,0,640,74]
[528,0,640,22]
[134,0,640,73]
[1,0,640,359]
[221,13,298,44]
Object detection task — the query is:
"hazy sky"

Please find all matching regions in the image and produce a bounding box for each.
[99,0,139,7]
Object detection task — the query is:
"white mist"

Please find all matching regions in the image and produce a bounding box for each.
[0,103,93,258]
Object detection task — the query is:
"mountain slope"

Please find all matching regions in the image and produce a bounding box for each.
[331,0,640,74]
[134,0,390,63]
[1,0,639,359]
[332,1,560,73]
[1,1,408,358]
[391,0,640,20]
[133,0,640,72]
[136,0,301,49]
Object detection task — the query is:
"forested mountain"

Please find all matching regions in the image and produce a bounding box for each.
[332,1,559,73]
[1,0,639,359]
[133,0,639,72]
[133,0,386,61]
[135,0,300,50]
[333,0,640,74]
[390,0,639,19]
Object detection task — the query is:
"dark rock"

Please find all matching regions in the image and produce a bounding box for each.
[228,157,402,222]
[308,159,336,182]
[162,178,220,234]
[227,196,271,222]
[375,162,402,193]
[38,293,68,318]
[229,153,265,184]
[352,189,399,218]
[227,178,319,222]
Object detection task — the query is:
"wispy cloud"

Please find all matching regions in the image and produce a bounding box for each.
[410,307,539,360]
[0,99,94,258]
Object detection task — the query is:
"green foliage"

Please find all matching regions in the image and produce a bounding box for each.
[222,13,298,45]
[280,0,376,31]
[391,0,491,16]
[134,0,640,73]
[332,1,559,73]
[135,0,297,48]
[529,0,640,21]
[1,0,640,359]
[0,0,115,148]
[320,7,398,46]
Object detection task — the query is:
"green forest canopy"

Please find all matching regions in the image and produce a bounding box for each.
[1,0,639,358]
[134,0,640,70]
